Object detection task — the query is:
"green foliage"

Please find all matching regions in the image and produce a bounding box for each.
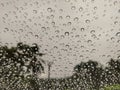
[73,60,103,89]
[73,59,120,89]
[102,84,120,90]
[1,42,120,90]
[0,42,45,90]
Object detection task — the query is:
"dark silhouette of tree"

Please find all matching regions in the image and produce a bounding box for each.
[1,42,120,90]
[101,59,120,86]
[73,60,104,89]
[73,59,120,89]
[0,42,45,90]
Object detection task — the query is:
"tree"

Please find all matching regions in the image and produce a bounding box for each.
[73,60,104,89]
[101,59,120,86]
[0,42,45,90]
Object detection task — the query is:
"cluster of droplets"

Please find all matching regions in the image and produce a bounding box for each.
[0,0,120,81]
[0,42,45,90]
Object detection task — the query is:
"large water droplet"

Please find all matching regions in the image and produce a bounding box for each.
[79,7,83,12]
[116,32,120,37]
[65,32,69,36]
[85,19,90,23]
[71,6,76,10]
[80,28,85,31]
[47,8,52,12]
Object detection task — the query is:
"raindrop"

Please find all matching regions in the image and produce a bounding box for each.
[33,10,37,14]
[118,9,120,13]
[79,7,83,12]
[91,49,96,53]
[114,1,118,5]
[59,16,63,19]
[111,37,115,41]
[65,32,69,36]
[90,30,95,34]
[114,21,118,25]
[4,28,9,31]
[19,29,23,32]
[51,21,55,26]
[87,40,92,43]
[74,17,79,21]
[59,9,63,13]
[54,46,58,49]
[71,6,76,10]
[41,27,46,31]
[80,28,85,31]
[65,0,70,2]
[1,3,4,7]
[85,19,90,23]
[61,35,65,38]
[50,14,54,19]
[93,6,97,10]
[65,44,69,48]
[35,35,39,38]
[116,32,120,37]
[117,40,120,43]
[82,0,86,2]
[117,56,120,59]
[55,30,60,34]
[4,13,8,17]
[67,22,71,26]
[66,15,70,19]
[91,34,97,38]
[47,8,52,12]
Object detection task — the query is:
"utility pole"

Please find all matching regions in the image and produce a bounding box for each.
[48,61,53,80]
[47,61,53,90]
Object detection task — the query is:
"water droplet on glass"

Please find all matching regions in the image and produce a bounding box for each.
[90,30,95,34]
[65,32,69,36]
[87,40,92,43]
[93,6,97,10]
[116,32,120,37]
[47,8,52,12]
[4,28,9,31]
[74,17,79,21]
[71,6,76,10]
[33,10,37,14]
[59,16,63,19]
[65,0,70,2]
[114,21,118,25]
[41,27,46,31]
[35,35,39,38]
[67,22,71,26]
[85,19,90,23]
[80,28,85,31]
[79,7,83,12]
[66,15,70,19]
[117,40,120,43]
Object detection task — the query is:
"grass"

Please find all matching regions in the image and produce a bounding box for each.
[102,84,120,90]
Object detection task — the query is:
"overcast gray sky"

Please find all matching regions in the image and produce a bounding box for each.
[0,0,120,78]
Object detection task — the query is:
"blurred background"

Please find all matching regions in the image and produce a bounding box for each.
[0,0,120,78]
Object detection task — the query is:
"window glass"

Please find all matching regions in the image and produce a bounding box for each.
[0,0,120,89]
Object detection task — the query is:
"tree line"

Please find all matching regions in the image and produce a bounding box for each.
[0,42,120,90]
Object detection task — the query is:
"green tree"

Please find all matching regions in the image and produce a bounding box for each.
[73,60,104,89]
[101,59,120,87]
[0,42,45,90]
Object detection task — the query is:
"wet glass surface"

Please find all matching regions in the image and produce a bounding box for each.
[0,0,120,89]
